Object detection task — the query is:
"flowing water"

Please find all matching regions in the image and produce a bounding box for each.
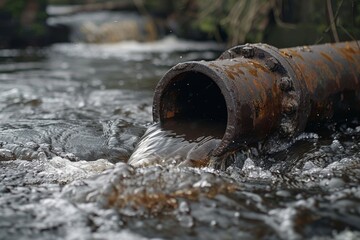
[1,36,360,240]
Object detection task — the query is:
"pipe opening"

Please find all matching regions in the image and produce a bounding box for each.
[160,71,228,140]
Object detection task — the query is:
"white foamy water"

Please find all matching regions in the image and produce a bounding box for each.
[51,35,224,60]
[128,124,222,168]
[1,157,114,185]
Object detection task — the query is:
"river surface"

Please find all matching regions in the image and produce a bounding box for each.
[1,36,360,240]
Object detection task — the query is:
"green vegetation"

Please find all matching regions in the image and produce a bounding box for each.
[1,0,359,48]
[47,0,360,47]
[3,0,27,17]
[140,0,359,47]
[0,0,48,48]
[49,0,115,4]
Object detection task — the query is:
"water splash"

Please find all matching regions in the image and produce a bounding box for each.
[1,39,360,239]
[128,123,222,168]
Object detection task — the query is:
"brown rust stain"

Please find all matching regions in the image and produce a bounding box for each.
[320,52,334,62]
[248,60,269,72]
[227,62,247,74]
[252,78,262,91]
[250,76,281,130]
[214,58,272,82]
[230,61,267,79]
[340,48,354,61]
[249,68,258,77]
[280,50,293,59]
[314,60,340,88]
[300,63,318,94]
[335,44,358,62]
[225,70,235,80]
[286,49,304,61]
[332,59,345,73]
[107,180,237,214]
[345,42,358,54]
[165,111,175,118]
[217,61,250,81]
[209,62,225,73]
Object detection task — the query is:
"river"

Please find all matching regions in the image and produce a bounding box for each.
[1,36,360,240]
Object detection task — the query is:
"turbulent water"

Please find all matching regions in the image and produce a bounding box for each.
[1,37,360,240]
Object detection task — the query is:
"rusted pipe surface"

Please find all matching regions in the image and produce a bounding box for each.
[153,41,360,156]
[281,42,360,122]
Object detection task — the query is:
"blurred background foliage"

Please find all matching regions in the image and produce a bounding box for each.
[140,0,360,47]
[0,0,48,47]
[0,0,359,48]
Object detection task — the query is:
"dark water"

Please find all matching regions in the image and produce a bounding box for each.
[1,37,360,240]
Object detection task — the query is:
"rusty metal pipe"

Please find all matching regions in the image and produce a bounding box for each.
[153,41,360,156]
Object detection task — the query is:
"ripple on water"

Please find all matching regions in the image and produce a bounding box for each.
[1,41,360,239]
[2,118,360,240]
[0,119,146,163]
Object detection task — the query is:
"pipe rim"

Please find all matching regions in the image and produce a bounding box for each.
[153,61,237,156]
